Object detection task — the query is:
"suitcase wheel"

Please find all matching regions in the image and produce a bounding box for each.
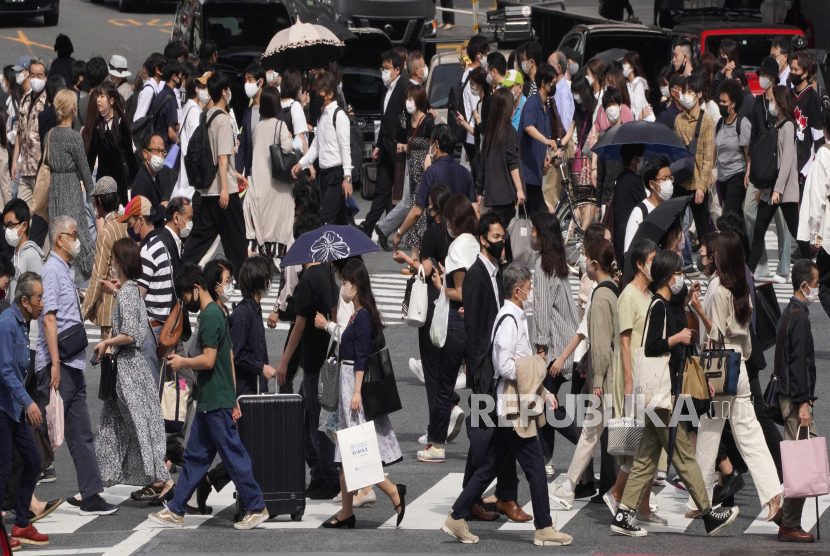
[290,512,303,521]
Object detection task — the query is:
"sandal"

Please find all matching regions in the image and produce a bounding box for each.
[765,493,782,521]
[131,484,163,501]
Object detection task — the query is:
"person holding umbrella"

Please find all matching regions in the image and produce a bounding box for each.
[610,249,738,538]
[623,157,673,254]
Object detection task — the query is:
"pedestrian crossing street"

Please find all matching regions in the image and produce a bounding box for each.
[30,474,830,536]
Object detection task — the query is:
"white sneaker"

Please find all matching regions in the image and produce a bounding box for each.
[417,433,429,446]
[417,444,445,463]
[754,261,770,279]
[545,464,555,478]
[148,507,184,529]
[408,358,425,383]
[447,406,465,443]
[454,369,467,390]
[771,274,789,284]
[234,508,269,530]
[549,479,575,510]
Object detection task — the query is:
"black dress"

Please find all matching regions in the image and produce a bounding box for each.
[86,117,138,206]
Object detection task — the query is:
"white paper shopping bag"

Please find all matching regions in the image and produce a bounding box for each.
[337,418,384,492]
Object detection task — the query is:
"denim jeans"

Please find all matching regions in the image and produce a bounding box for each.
[428,319,466,445]
[0,410,40,527]
[168,408,264,516]
[299,371,339,489]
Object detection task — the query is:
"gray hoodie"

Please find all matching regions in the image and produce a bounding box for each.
[11,240,44,350]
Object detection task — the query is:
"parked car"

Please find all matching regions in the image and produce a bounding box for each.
[0,0,58,25]
[331,0,437,58]
[425,50,466,125]
[670,14,803,95]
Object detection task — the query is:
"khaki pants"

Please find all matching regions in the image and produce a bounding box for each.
[621,409,710,513]
[780,395,817,528]
[543,141,575,209]
[18,175,35,205]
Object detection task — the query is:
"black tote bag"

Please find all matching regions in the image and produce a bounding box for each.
[361,334,402,421]
[270,120,299,183]
[754,281,781,351]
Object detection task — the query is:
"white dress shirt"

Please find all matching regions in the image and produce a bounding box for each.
[299,102,353,177]
[624,199,656,252]
[493,300,532,416]
[779,66,791,87]
[477,253,500,310]
[384,76,400,114]
[462,67,477,145]
[133,78,164,122]
[797,144,830,253]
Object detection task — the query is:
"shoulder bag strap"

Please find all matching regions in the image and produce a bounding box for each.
[640,298,662,349]
[773,308,806,377]
[693,111,704,140]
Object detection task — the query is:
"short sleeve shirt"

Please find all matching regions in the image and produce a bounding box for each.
[153,86,179,150]
[195,302,237,413]
[204,107,238,196]
[792,86,824,175]
[617,283,653,370]
[519,93,550,186]
[35,255,85,372]
[715,116,751,180]
[415,156,477,207]
[293,263,336,372]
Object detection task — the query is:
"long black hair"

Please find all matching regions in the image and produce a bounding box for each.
[532,212,567,279]
[428,183,451,244]
[82,81,128,154]
[715,231,752,326]
[341,259,385,336]
[481,88,515,160]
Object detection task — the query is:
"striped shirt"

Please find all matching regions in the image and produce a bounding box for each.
[532,257,580,379]
[138,234,175,323]
[81,213,129,328]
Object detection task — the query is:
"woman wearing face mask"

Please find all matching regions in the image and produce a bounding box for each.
[324,258,406,528]
[82,81,137,207]
[205,258,234,316]
[395,84,435,262]
[171,68,203,201]
[47,89,96,281]
[91,238,175,504]
[748,86,805,275]
[714,79,751,216]
[455,67,488,183]
[571,74,597,158]
[622,52,653,122]
[688,231,783,521]
[593,87,631,201]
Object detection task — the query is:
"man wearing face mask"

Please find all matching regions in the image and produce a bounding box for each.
[789,52,825,194]
[236,63,267,181]
[38,216,118,516]
[132,135,177,223]
[502,70,526,132]
[486,52,507,92]
[610,144,647,261]
[11,56,47,205]
[624,156,673,254]
[672,41,693,77]
[519,41,542,97]
[358,50,408,238]
[81,178,130,342]
[770,36,791,86]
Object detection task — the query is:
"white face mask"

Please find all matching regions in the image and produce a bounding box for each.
[198,89,210,104]
[63,237,81,259]
[381,69,393,86]
[447,224,456,238]
[244,81,261,99]
[586,74,594,86]
[405,99,416,114]
[654,178,674,201]
[479,55,487,71]
[148,154,165,173]
[641,262,652,281]
[112,264,119,281]
[223,89,232,104]
[266,71,277,84]
[769,102,779,117]
[803,283,819,304]
[578,253,587,274]
[219,282,233,303]
[521,61,530,74]
[623,64,632,78]
[670,275,684,295]
[681,93,698,110]
[420,65,428,79]
[15,71,26,85]
[486,73,493,86]
[5,226,22,248]
[179,217,192,239]
[573,93,581,104]
[660,86,670,98]
[758,76,772,91]
[470,85,481,96]
[29,78,45,93]
[340,283,356,303]
[606,106,621,123]
[519,287,533,308]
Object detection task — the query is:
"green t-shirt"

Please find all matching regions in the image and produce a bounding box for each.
[195,302,236,413]
[617,283,653,370]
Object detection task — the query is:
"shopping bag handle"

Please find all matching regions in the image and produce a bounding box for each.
[795,425,811,441]
[346,409,366,429]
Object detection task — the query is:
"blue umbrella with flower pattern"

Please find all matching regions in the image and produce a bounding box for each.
[279,225,380,268]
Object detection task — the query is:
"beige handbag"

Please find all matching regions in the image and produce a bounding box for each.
[32,129,52,220]
[159,360,190,433]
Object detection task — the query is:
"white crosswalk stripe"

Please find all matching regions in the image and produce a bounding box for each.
[34,485,134,535]
[745,493,830,534]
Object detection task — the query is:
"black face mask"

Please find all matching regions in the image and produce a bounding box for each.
[185,290,201,313]
[790,72,804,87]
[485,239,504,261]
[678,60,687,75]
[718,103,730,120]
[426,209,436,227]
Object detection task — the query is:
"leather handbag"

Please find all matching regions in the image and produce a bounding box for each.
[681,344,712,417]
[97,355,118,402]
[157,300,185,359]
[32,129,53,220]
[318,334,340,412]
[754,281,782,351]
[270,120,299,182]
[699,331,741,397]
[362,335,402,421]
[58,292,88,360]
[764,308,805,426]
[392,160,406,203]
[361,162,378,200]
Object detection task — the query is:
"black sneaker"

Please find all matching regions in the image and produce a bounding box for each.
[66,497,81,507]
[375,225,392,252]
[197,476,213,514]
[712,471,744,506]
[702,506,739,536]
[610,507,647,537]
[574,482,597,500]
[79,495,119,516]
[37,465,56,484]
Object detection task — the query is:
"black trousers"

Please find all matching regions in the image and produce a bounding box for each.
[538,374,579,462]
[319,166,354,226]
[816,249,830,320]
[526,184,547,218]
[462,417,519,503]
[455,426,553,529]
[182,192,247,279]
[419,320,459,417]
[720,172,747,216]
[428,319,466,444]
[363,155,395,231]
[690,190,712,238]
[748,200,807,271]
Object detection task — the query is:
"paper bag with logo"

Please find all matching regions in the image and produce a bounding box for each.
[337,416,384,492]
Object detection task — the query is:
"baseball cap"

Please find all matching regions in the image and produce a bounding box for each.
[90,176,118,197]
[108,55,131,78]
[500,69,524,88]
[196,71,213,85]
[118,196,153,222]
[757,56,780,79]
[12,56,31,73]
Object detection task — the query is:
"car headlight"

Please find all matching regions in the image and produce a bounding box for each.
[423,19,437,37]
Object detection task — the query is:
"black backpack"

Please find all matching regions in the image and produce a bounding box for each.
[749,107,781,189]
[131,89,174,164]
[332,107,364,184]
[184,110,223,191]
[474,313,518,401]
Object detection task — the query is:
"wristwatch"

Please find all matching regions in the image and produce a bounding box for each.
[344,176,352,183]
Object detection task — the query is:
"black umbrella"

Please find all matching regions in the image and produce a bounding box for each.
[593,48,629,66]
[261,18,345,72]
[621,196,690,284]
[591,121,692,162]
[314,19,357,42]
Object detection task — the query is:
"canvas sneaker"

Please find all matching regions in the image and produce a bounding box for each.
[148,507,184,528]
[533,525,573,546]
[442,512,479,544]
[703,506,739,536]
[234,508,270,530]
[636,511,668,526]
[417,433,428,446]
[417,444,445,463]
[549,478,575,510]
[408,358,424,382]
[611,507,647,537]
[603,490,619,516]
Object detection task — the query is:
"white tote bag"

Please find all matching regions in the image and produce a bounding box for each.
[337,416,385,492]
[430,284,449,347]
[46,387,64,451]
[407,266,429,328]
[633,299,672,411]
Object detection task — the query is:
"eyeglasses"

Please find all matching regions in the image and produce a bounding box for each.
[145,147,167,156]
[59,231,78,240]
[3,221,21,230]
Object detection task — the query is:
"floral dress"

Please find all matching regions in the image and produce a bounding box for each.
[333,309,402,466]
[95,280,171,487]
[403,113,436,250]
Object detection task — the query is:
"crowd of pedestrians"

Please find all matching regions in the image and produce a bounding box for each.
[0,27,828,550]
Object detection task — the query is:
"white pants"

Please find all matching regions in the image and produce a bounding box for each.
[567,418,604,484]
[685,363,781,511]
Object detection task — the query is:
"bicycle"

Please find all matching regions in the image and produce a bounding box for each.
[552,145,597,266]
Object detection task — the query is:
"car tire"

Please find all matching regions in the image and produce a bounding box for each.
[43,7,59,25]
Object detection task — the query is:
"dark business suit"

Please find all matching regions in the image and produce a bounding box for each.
[461,257,519,503]
[236,106,285,177]
[362,76,407,233]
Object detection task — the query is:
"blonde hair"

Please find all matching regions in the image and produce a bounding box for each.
[54,89,77,121]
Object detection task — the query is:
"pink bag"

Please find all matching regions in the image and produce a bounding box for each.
[781,426,830,498]
[46,388,64,451]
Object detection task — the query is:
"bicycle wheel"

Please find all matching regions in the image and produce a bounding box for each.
[555,196,597,266]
